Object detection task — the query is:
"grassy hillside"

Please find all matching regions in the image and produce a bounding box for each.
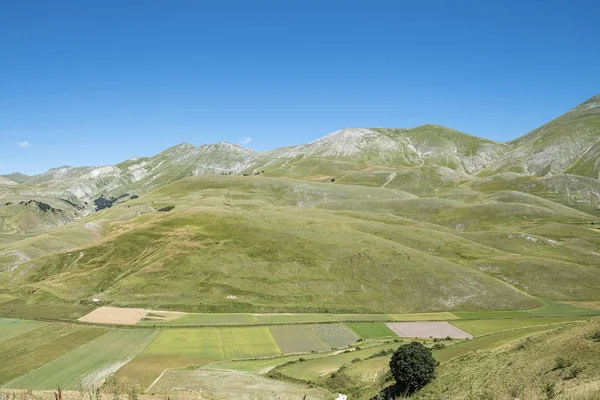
[1,174,598,317]
[0,96,598,320]
[415,318,600,399]
[7,175,576,314]
[481,95,600,178]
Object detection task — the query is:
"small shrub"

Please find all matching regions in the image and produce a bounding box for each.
[393,338,402,343]
[553,357,572,370]
[298,357,305,362]
[367,348,394,360]
[126,379,140,400]
[444,336,453,341]
[351,357,361,363]
[544,382,556,399]
[564,365,582,380]
[432,343,446,350]
[516,338,531,351]
[588,329,600,342]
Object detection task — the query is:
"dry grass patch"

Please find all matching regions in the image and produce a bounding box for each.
[569,301,600,311]
[78,307,148,325]
[151,369,330,399]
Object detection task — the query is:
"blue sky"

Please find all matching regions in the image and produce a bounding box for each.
[1,0,599,175]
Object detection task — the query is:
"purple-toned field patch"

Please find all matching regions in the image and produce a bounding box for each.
[385,322,473,339]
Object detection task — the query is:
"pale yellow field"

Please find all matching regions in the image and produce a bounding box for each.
[78,307,148,325]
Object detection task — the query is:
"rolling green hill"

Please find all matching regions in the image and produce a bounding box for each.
[1,174,598,316]
[0,95,599,317]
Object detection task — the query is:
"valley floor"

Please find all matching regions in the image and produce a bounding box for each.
[1,301,599,400]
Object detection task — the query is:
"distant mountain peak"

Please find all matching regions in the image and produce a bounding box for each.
[315,127,378,141]
[212,141,250,150]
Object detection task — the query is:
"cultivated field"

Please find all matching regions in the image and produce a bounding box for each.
[1,303,599,398]
[78,307,150,325]
[5,329,158,390]
[347,322,396,339]
[151,369,330,399]
[385,322,473,339]
[309,323,360,349]
[0,318,44,343]
[0,323,107,385]
[274,342,406,381]
[137,312,399,327]
[202,351,336,374]
[114,327,281,388]
[269,325,328,353]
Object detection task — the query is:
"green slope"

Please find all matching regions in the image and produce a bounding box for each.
[3,174,599,315]
[415,318,600,399]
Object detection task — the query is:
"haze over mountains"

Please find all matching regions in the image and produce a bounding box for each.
[0,95,599,316]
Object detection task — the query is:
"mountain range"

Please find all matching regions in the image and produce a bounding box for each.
[0,95,599,317]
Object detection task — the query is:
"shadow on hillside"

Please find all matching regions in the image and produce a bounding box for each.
[371,383,415,399]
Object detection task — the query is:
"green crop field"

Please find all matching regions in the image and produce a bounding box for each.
[141,326,281,360]
[452,310,536,319]
[0,323,107,385]
[347,322,397,339]
[115,327,281,389]
[0,318,44,343]
[219,327,281,359]
[202,351,336,374]
[5,329,158,390]
[451,316,590,336]
[138,312,398,327]
[275,342,405,381]
[309,324,360,349]
[254,313,393,325]
[389,312,459,321]
[269,325,328,354]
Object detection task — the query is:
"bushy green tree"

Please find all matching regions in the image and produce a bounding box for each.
[389,341,436,394]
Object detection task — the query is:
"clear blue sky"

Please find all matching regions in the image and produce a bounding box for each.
[1,0,599,175]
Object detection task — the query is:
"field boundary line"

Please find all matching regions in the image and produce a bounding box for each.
[146,370,167,392]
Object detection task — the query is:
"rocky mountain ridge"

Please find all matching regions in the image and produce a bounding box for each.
[1,94,599,233]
